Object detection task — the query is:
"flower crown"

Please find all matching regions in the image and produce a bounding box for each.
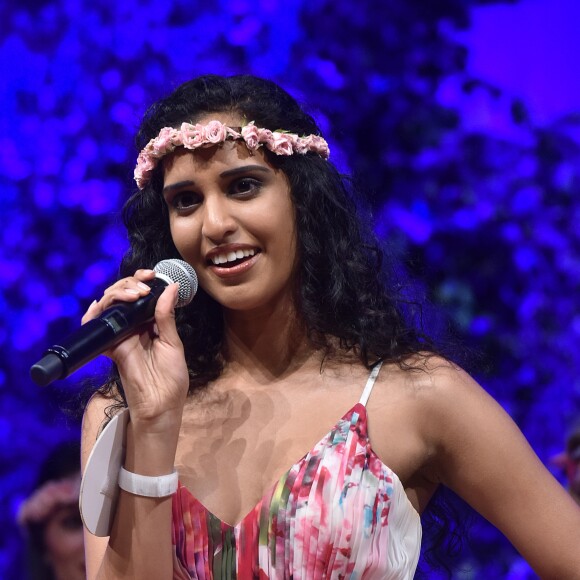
[17,474,81,526]
[134,120,330,190]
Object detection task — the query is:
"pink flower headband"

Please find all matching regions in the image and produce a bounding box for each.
[134,120,330,190]
[17,474,81,526]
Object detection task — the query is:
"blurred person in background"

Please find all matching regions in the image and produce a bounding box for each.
[552,423,580,505]
[17,440,85,580]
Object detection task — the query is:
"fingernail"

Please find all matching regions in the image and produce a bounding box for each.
[89,300,97,308]
[137,282,150,291]
[125,288,140,294]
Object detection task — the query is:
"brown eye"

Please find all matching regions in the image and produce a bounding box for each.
[230,178,261,196]
[172,191,201,209]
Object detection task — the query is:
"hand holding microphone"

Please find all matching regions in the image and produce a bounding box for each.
[30,259,198,387]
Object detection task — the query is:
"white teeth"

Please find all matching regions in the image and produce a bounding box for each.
[211,248,256,265]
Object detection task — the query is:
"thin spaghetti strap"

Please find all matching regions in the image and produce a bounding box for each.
[358,361,383,407]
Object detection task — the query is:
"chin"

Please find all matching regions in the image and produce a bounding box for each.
[222,297,269,312]
[221,292,294,315]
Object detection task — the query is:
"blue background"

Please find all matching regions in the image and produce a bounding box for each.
[1,0,579,577]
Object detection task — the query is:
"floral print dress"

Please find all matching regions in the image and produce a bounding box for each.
[171,363,421,579]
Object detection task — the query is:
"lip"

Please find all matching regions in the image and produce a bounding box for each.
[208,252,261,278]
[206,244,261,279]
[206,243,259,262]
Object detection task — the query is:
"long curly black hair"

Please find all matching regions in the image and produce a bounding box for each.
[103,73,434,398]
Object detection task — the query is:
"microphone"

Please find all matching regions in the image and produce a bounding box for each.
[30,259,198,387]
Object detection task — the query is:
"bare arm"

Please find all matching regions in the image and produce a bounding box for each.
[81,271,189,580]
[423,361,580,579]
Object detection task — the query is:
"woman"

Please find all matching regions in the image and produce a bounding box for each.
[81,74,580,579]
[18,440,86,580]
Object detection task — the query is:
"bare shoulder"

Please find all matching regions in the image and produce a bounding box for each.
[396,352,472,388]
[372,353,477,406]
[367,352,511,484]
[376,353,517,459]
[358,355,468,479]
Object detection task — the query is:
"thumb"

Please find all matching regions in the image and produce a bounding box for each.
[154,283,181,344]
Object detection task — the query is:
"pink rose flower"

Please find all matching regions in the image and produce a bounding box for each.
[294,135,312,154]
[153,127,178,155]
[310,135,330,158]
[241,123,261,151]
[271,133,294,156]
[180,122,205,148]
[286,133,300,147]
[257,128,275,149]
[134,172,146,189]
[134,150,158,188]
[204,120,227,144]
[137,151,155,172]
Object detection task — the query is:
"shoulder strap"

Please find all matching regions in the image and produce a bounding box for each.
[358,361,383,407]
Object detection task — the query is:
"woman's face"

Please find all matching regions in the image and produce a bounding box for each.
[163,116,297,315]
[43,504,85,580]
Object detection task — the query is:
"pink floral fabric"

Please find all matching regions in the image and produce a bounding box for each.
[171,403,421,579]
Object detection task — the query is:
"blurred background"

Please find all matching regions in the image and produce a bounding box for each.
[1,0,579,577]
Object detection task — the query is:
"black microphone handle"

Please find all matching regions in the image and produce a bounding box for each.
[30,277,169,386]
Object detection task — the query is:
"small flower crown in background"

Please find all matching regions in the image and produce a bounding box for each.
[134,120,330,190]
[17,474,81,527]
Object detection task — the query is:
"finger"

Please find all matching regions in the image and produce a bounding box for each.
[103,274,153,297]
[81,269,158,323]
[100,272,156,306]
[153,283,182,345]
[81,299,100,324]
[133,268,156,281]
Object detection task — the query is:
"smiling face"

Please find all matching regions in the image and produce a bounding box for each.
[162,117,298,315]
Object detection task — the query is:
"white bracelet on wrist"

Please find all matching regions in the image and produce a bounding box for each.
[118,466,179,498]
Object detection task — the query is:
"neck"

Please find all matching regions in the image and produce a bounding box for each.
[221,300,320,384]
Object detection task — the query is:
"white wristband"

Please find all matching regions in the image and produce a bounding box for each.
[118,466,178,498]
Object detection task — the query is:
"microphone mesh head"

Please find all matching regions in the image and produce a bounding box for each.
[153,259,198,307]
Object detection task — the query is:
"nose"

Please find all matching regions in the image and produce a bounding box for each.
[201,194,238,243]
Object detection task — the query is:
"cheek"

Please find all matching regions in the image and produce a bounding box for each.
[278,210,298,263]
[265,195,296,244]
[170,218,202,262]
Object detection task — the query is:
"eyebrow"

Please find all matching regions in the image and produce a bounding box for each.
[162,180,196,195]
[220,165,271,178]
[162,164,271,194]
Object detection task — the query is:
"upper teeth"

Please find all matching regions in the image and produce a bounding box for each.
[211,248,256,265]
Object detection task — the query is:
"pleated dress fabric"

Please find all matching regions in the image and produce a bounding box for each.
[171,363,422,579]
